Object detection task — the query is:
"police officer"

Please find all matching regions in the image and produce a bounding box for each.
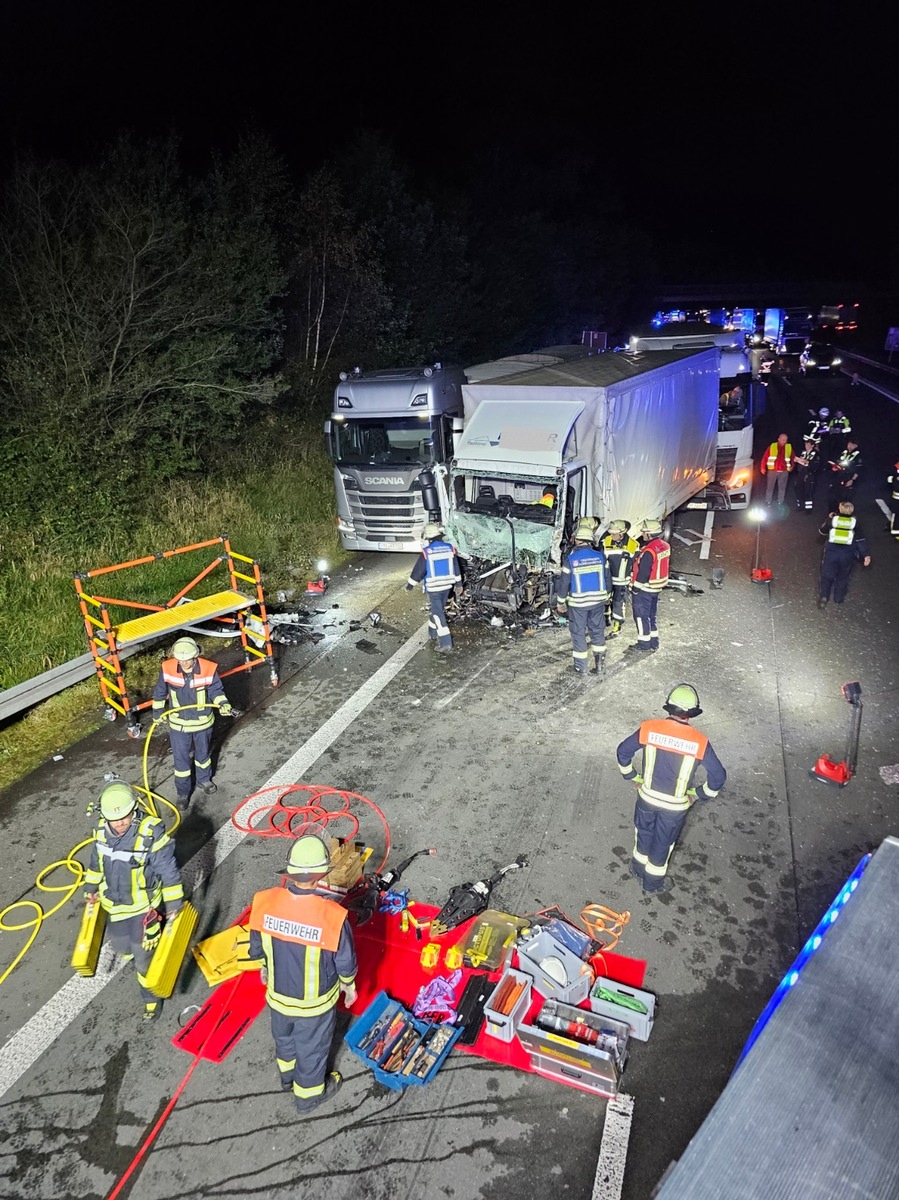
[249,837,357,1113]
[556,517,610,677]
[616,685,726,894]
[406,523,462,653]
[827,409,851,451]
[887,460,899,541]
[626,519,670,654]
[793,438,821,510]
[827,440,862,510]
[151,637,239,808]
[817,501,871,609]
[83,781,185,1020]
[602,519,639,635]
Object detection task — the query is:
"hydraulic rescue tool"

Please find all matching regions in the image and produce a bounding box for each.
[811,681,863,786]
[349,847,437,925]
[431,856,528,936]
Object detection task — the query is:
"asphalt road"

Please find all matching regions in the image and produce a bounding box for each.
[0,368,896,1200]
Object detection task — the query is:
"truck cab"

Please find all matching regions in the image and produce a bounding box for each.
[325,364,465,552]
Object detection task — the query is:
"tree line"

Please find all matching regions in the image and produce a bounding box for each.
[0,130,656,537]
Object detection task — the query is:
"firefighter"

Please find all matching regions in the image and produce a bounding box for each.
[406,523,461,653]
[151,637,239,808]
[807,407,831,444]
[248,836,357,1113]
[817,501,871,609]
[602,519,639,635]
[616,685,726,894]
[793,438,821,510]
[626,519,670,654]
[887,460,899,541]
[760,433,794,507]
[83,781,185,1020]
[827,440,862,510]
[556,517,610,677]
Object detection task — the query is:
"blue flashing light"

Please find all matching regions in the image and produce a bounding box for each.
[733,853,872,1071]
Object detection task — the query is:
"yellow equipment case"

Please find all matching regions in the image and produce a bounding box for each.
[71,900,107,976]
[143,903,199,998]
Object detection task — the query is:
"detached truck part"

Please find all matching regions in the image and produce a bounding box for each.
[432,348,718,611]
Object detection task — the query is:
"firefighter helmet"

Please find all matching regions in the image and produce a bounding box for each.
[284,836,331,877]
[99,782,138,822]
[640,519,663,537]
[607,519,629,536]
[172,637,201,660]
[574,517,598,542]
[664,684,702,719]
[818,407,830,418]
[422,523,443,540]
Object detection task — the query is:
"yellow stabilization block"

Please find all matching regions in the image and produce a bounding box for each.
[192,923,263,987]
[143,903,199,998]
[71,900,107,977]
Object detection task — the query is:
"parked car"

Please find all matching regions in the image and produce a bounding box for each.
[799,342,843,376]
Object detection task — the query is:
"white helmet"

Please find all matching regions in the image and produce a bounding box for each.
[423,523,443,539]
[818,407,830,418]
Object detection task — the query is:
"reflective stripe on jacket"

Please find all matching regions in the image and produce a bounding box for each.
[632,539,670,593]
[557,545,610,607]
[84,814,184,920]
[602,535,639,585]
[248,887,356,1018]
[616,718,727,812]
[828,516,856,545]
[151,657,227,731]
[763,442,793,472]
[408,540,461,593]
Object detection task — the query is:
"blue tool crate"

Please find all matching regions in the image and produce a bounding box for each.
[344,990,463,1090]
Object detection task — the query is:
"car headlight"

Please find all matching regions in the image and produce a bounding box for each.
[832,357,842,366]
[805,358,816,367]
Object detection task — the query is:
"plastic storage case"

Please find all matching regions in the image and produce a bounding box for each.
[344,990,463,1091]
[588,977,656,1041]
[516,931,592,1004]
[482,968,532,1043]
[516,1000,630,1098]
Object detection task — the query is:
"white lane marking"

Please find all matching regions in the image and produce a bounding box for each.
[0,622,430,1100]
[699,510,715,561]
[876,498,892,521]
[592,1092,635,1200]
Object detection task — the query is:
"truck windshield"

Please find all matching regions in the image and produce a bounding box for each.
[330,416,441,466]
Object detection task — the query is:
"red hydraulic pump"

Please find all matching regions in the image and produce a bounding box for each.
[811,682,862,786]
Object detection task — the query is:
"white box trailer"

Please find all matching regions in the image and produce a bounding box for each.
[438,348,718,608]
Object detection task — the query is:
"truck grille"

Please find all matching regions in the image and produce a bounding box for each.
[715,447,737,482]
[347,491,426,539]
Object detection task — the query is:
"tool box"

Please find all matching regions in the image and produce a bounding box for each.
[589,977,656,1041]
[482,967,532,1043]
[71,899,107,976]
[345,990,463,1091]
[516,931,593,1004]
[516,1000,630,1098]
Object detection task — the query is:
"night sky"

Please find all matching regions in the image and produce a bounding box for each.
[0,4,893,287]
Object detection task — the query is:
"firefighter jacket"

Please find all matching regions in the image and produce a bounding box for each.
[631,538,670,593]
[819,515,869,559]
[807,418,829,442]
[84,814,184,921]
[248,885,357,1018]
[152,657,231,732]
[888,465,899,501]
[602,533,640,585]
[408,539,461,593]
[761,442,793,473]
[556,545,610,608]
[616,718,727,813]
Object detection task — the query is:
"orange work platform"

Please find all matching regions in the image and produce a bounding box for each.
[73,536,277,735]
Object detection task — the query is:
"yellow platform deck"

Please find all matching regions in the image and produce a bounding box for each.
[114,590,254,648]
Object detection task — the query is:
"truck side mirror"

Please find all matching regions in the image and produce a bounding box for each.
[418,471,441,518]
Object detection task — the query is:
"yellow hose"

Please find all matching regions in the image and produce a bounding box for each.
[0,705,198,987]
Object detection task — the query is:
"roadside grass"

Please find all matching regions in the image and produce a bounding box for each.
[0,427,345,793]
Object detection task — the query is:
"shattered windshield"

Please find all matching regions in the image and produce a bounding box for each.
[447,510,556,568]
[330,416,440,466]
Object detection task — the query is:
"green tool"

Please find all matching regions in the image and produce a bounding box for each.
[595,986,648,1014]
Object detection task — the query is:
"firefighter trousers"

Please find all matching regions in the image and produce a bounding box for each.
[107,913,156,1002]
[426,589,453,649]
[169,726,214,798]
[610,584,629,623]
[567,604,605,673]
[270,1005,337,1111]
[631,590,660,650]
[632,798,687,892]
